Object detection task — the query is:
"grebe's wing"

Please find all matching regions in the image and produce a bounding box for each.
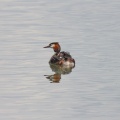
[49,54,61,64]
[59,51,72,58]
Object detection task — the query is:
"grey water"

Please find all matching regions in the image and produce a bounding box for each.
[0,0,120,120]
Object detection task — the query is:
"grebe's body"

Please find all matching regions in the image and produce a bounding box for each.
[44,42,75,68]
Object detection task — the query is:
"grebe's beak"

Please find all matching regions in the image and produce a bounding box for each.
[43,45,50,48]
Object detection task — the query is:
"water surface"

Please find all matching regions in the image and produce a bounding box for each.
[0,0,120,120]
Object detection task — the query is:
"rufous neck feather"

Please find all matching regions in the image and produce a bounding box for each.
[53,44,61,53]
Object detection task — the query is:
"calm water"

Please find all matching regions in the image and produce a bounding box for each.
[0,0,120,120]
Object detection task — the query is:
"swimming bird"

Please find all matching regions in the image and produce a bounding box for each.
[44,42,75,68]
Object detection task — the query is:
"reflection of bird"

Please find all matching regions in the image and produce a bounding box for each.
[50,64,73,75]
[44,42,75,68]
[44,74,61,83]
[44,64,74,83]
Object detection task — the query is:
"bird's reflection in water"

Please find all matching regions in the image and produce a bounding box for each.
[44,74,61,83]
[44,64,75,83]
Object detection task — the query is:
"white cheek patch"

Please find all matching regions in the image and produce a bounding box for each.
[51,44,55,48]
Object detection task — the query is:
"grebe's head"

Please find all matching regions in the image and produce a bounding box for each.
[44,42,61,53]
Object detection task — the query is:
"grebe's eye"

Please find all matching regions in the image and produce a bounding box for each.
[50,44,55,48]
[49,44,52,47]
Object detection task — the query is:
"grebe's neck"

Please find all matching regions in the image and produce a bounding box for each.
[53,44,61,53]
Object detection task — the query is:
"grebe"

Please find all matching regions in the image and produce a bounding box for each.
[44,42,75,68]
